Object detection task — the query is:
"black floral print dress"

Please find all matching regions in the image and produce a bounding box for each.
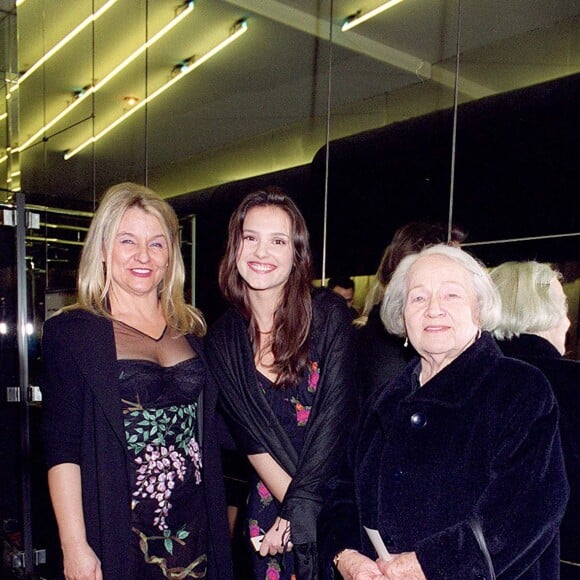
[114,321,208,579]
[246,361,320,580]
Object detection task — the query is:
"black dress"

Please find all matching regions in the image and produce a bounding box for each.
[114,321,208,579]
[246,363,319,579]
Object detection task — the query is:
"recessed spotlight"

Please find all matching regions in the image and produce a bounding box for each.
[124,96,139,107]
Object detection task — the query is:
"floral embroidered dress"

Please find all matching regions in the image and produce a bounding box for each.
[114,321,208,579]
[247,361,320,580]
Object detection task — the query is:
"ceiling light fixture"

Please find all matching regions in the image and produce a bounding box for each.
[124,96,140,107]
[342,0,406,32]
[0,112,6,122]
[17,1,194,152]
[64,19,248,160]
[10,0,120,92]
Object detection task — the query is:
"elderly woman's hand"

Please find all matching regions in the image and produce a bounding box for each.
[336,549,386,579]
[376,552,426,580]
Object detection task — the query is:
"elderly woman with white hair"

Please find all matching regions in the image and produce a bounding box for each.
[491,261,579,579]
[320,244,568,580]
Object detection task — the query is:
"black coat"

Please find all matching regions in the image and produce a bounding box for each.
[498,334,580,576]
[40,309,233,579]
[320,333,568,579]
[207,288,357,578]
[355,304,412,402]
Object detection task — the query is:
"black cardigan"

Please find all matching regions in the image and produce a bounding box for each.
[499,333,580,575]
[40,309,233,579]
[207,288,356,578]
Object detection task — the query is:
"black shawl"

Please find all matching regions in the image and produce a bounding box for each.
[207,288,356,578]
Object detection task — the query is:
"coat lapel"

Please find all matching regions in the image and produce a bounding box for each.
[70,312,126,446]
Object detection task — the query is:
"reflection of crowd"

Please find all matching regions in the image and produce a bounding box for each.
[40,183,577,580]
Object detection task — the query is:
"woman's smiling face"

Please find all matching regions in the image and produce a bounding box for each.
[108,207,169,301]
[236,205,294,300]
[404,254,480,361]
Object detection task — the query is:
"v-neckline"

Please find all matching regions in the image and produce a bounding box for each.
[114,318,168,342]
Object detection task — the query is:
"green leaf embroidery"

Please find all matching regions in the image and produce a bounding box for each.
[164,538,173,555]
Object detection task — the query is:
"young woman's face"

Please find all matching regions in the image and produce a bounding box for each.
[108,207,169,301]
[236,205,294,300]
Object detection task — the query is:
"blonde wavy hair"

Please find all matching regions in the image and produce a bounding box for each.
[75,182,205,336]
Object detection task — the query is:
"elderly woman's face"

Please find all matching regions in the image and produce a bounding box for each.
[404,254,480,360]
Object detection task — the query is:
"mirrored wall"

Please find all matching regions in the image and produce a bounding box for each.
[0,0,579,576]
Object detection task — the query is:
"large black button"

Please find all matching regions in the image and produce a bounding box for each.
[410,412,427,428]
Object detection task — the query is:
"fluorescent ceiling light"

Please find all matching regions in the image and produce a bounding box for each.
[0,112,6,122]
[64,20,248,160]
[342,0,406,32]
[11,0,120,92]
[18,1,194,152]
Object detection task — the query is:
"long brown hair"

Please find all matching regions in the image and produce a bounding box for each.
[218,187,313,387]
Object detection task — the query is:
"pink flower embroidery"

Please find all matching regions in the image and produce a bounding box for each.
[291,397,311,426]
[257,481,273,506]
[266,560,281,580]
[308,362,320,392]
[248,518,261,538]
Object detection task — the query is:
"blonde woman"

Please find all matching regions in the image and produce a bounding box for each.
[41,183,232,579]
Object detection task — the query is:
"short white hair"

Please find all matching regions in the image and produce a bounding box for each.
[381,244,502,336]
[490,261,566,340]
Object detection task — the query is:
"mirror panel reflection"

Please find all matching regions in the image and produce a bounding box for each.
[0,0,578,577]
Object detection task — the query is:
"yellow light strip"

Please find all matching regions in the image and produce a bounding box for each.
[18,1,194,152]
[11,0,120,92]
[342,0,406,32]
[64,20,248,160]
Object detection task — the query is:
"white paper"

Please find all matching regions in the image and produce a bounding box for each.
[364,526,392,561]
[250,534,264,551]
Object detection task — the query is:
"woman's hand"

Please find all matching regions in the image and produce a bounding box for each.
[259,516,293,557]
[376,552,426,580]
[62,540,102,580]
[336,549,386,579]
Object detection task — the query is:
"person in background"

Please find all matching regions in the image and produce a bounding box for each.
[207,188,355,579]
[320,244,568,580]
[491,260,579,579]
[41,183,232,579]
[356,221,467,401]
[328,276,359,319]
